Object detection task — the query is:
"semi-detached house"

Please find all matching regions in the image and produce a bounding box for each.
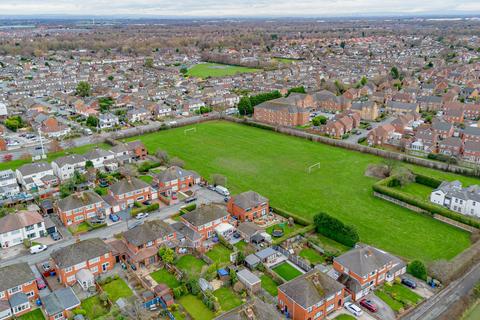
[108,177,153,211]
[0,170,20,199]
[83,148,115,169]
[430,180,480,218]
[55,191,108,226]
[16,162,57,191]
[52,154,86,181]
[0,211,46,248]
[51,238,115,286]
[0,263,39,319]
[277,270,345,320]
[154,166,200,197]
[333,244,406,301]
[227,190,269,222]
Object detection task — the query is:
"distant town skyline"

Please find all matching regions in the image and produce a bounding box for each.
[1,0,479,17]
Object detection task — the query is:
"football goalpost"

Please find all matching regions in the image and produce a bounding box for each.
[307,162,321,173]
[184,127,197,135]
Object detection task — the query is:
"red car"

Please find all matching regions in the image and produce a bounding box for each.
[36,277,47,290]
[360,299,378,312]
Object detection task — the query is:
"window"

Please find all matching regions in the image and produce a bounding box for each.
[307,306,313,312]
[314,311,323,319]
[326,304,334,312]
[89,257,100,264]
[67,275,76,283]
[54,313,64,320]
[326,295,334,301]
[26,291,34,297]
[8,285,21,294]
[0,291,4,299]
[90,266,98,273]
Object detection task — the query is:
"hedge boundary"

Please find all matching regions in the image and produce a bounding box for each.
[373,174,480,229]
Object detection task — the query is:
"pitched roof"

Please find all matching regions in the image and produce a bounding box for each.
[334,245,404,278]
[155,166,195,182]
[17,162,52,176]
[278,270,344,309]
[181,204,229,227]
[0,211,44,234]
[42,287,80,316]
[51,238,111,269]
[233,191,268,210]
[56,191,104,212]
[123,220,175,247]
[0,263,36,292]
[109,177,150,195]
[53,154,86,168]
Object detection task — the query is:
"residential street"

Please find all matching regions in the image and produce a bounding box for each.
[0,187,224,268]
[401,262,480,320]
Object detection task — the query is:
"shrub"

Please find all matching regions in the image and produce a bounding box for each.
[182,203,197,212]
[73,309,87,315]
[313,212,359,247]
[407,260,428,281]
[414,173,442,188]
[270,206,310,226]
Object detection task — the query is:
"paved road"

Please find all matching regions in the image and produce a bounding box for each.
[0,187,224,268]
[402,262,480,320]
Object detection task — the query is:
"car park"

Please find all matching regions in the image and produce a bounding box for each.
[402,278,417,289]
[344,302,363,317]
[50,232,61,241]
[360,299,378,312]
[136,212,149,220]
[30,244,48,254]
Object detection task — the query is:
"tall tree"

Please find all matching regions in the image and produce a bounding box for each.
[76,81,91,97]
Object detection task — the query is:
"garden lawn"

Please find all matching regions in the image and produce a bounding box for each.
[333,315,356,320]
[272,262,303,281]
[394,182,433,201]
[464,301,480,320]
[150,269,180,288]
[175,255,206,277]
[377,284,423,312]
[68,222,90,235]
[206,244,232,266]
[308,232,350,254]
[266,223,300,237]
[260,274,279,296]
[101,278,133,302]
[127,120,476,262]
[178,294,214,320]
[81,295,110,319]
[17,309,45,320]
[187,63,260,78]
[299,247,325,265]
[213,287,243,311]
[138,175,153,184]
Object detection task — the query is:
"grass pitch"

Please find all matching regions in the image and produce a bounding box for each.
[128,121,476,262]
[187,62,260,78]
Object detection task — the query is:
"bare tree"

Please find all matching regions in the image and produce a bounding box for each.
[155,149,169,165]
[212,174,227,187]
[169,157,184,168]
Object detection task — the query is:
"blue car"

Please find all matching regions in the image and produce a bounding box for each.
[109,214,120,222]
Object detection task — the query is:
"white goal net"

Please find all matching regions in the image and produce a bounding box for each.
[307,162,321,173]
[184,127,197,135]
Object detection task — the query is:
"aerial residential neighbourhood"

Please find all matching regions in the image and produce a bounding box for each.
[0,2,479,320]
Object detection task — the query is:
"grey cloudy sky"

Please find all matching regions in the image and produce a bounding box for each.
[1,0,479,17]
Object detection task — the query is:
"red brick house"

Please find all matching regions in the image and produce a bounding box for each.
[41,287,80,320]
[180,204,232,249]
[125,140,148,160]
[121,220,177,269]
[254,100,309,127]
[312,90,351,112]
[333,245,406,301]
[438,137,463,156]
[108,177,153,211]
[277,270,345,320]
[463,126,480,143]
[320,121,345,138]
[463,140,480,163]
[55,191,107,227]
[51,238,116,286]
[367,124,395,146]
[0,263,39,319]
[227,190,269,222]
[431,121,454,139]
[154,166,200,197]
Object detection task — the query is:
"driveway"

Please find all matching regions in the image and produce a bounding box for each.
[328,309,376,320]
[367,293,396,320]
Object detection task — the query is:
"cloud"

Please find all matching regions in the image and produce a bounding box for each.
[0,0,478,16]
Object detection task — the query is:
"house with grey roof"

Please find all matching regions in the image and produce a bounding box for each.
[0,210,46,248]
[154,166,200,196]
[41,287,80,320]
[108,177,153,210]
[0,262,38,319]
[55,190,108,227]
[52,154,87,181]
[333,244,406,301]
[385,101,419,114]
[213,297,279,320]
[277,270,345,319]
[227,190,269,222]
[430,180,480,218]
[0,169,20,199]
[51,238,115,285]
[16,162,56,191]
[120,220,177,268]
[83,148,115,168]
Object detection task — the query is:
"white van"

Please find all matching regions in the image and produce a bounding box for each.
[30,244,48,254]
[215,185,230,196]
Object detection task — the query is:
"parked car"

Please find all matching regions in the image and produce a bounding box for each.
[30,244,48,254]
[142,200,152,206]
[184,196,197,203]
[360,299,378,312]
[36,277,47,290]
[50,232,61,241]
[402,278,417,289]
[224,197,229,202]
[136,212,149,220]
[215,185,230,196]
[344,302,363,317]
[109,214,120,222]
[207,185,216,191]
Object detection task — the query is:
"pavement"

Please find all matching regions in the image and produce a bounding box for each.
[0,187,224,268]
[401,262,480,320]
